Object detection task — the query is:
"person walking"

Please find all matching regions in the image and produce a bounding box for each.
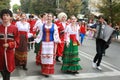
[27,14,36,51]
[61,15,82,74]
[0,9,19,80]
[15,13,30,70]
[33,13,47,65]
[55,12,68,62]
[79,21,87,45]
[34,13,61,77]
[92,16,114,70]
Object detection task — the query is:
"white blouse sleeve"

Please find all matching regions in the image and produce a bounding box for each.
[76,25,80,42]
[64,25,70,43]
[54,24,61,43]
[34,26,43,43]
[33,19,41,30]
[27,23,33,38]
[27,23,30,32]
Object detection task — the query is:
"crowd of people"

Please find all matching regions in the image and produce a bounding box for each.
[0,9,119,80]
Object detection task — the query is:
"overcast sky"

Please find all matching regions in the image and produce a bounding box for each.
[10,0,20,6]
[10,0,20,11]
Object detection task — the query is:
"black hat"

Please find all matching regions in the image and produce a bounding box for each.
[29,14,34,18]
[0,9,13,19]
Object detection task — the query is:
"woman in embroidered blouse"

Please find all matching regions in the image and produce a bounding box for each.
[61,15,82,74]
[33,13,48,65]
[34,13,61,77]
[15,13,30,70]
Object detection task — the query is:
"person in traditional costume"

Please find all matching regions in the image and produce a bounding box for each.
[0,9,19,80]
[15,13,30,70]
[33,13,47,65]
[34,13,61,77]
[55,12,68,62]
[27,14,36,51]
[61,15,82,74]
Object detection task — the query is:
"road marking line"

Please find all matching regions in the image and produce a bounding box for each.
[79,50,120,72]
[2,71,119,80]
[51,71,120,79]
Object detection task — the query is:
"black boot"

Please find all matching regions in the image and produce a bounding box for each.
[56,56,60,62]
[23,65,28,71]
[1,70,10,80]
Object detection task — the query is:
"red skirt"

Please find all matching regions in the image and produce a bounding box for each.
[41,64,54,75]
[15,33,28,66]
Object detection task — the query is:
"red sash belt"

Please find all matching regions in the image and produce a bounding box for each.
[19,31,28,39]
[70,34,79,45]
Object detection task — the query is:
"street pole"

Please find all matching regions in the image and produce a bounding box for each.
[56,0,59,8]
[56,0,61,15]
[109,0,113,26]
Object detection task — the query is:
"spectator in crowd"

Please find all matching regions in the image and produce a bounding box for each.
[114,24,119,39]
[79,21,87,45]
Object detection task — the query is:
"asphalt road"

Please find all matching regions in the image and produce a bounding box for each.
[0,38,120,80]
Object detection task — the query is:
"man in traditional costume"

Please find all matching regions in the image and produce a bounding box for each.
[0,9,19,80]
[55,12,68,62]
[27,14,36,50]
